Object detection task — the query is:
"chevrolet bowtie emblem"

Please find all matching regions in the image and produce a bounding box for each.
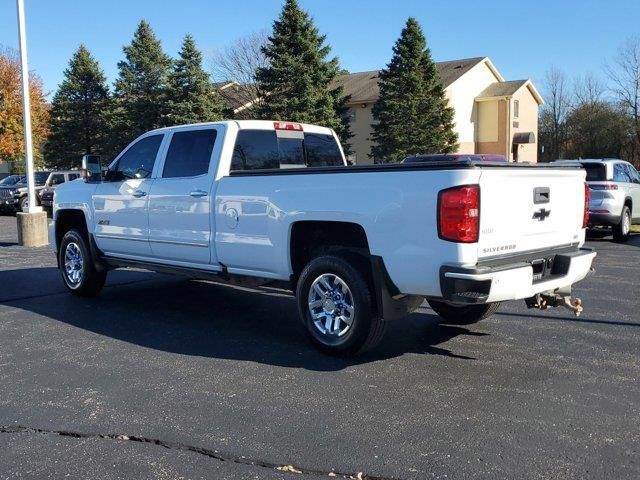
[532,208,551,221]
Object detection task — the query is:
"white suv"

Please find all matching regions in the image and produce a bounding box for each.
[555,159,640,241]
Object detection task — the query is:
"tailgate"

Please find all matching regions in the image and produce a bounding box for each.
[477,167,585,260]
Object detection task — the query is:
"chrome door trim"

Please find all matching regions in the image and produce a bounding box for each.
[149,238,209,248]
[95,234,148,243]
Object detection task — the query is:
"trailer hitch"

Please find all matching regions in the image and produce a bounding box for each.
[525,292,583,317]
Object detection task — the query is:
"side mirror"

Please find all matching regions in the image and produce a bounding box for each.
[81,155,102,182]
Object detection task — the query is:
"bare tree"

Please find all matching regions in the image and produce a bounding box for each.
[539,67,570,160]
[573,73,606,106]
[211,31,269,119]
[606,37,640,164]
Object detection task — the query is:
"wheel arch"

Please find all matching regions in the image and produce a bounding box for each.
[289,220,421,321]
[54,209,106,272]
[289,220,371,282]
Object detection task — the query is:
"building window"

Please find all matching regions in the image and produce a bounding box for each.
[513,99,520,119]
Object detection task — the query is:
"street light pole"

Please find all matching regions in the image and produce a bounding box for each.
[14,0,47,248]
[16,0,41,214]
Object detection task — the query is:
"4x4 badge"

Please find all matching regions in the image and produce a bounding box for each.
[532,208,551,221]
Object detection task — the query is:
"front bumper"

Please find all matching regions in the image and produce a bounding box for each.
[440,247,596,304]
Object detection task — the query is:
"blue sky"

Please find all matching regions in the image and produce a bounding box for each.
[1,0,639,97]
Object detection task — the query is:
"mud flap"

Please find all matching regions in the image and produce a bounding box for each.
[370,255,423,321]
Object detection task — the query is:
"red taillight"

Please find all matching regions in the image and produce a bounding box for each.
[273,121,303,131]
[438,185,480,243]
[583,182,590,228]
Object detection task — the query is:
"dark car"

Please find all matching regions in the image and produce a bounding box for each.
[402,153,507,163]
[0,175,26,212]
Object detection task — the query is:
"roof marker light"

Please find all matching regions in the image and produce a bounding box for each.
[274,121,303,132]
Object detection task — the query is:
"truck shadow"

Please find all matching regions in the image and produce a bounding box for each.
[0,267,485,371]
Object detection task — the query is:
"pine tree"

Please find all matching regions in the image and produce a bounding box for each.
[167,35,224,125]
[371,18,458,162]
[44,45,110,168]
[112,20,172,151]
[256,0,352,151]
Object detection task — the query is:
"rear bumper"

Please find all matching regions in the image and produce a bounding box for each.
[440,247,596,304]
[588,211,620,227]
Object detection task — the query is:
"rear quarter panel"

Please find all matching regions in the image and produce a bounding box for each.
[214,168,482,296]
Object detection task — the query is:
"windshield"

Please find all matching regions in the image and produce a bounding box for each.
[581,163,607,182]
[0,175,24,186]
[16,171,51,187]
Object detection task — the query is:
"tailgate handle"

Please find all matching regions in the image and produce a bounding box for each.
[534,187,550,204]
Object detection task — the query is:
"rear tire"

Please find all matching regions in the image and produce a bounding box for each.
[427,300,501,325]
[613,206,631,243]
[59,229,107,297]
[296,254,386,356]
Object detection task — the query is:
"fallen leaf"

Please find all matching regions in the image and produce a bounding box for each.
[276,465,303,474]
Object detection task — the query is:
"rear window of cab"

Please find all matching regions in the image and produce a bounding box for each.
[581,163,607,182]
[231,129,344,171]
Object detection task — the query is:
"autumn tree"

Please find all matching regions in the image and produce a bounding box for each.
[0,47,50,172]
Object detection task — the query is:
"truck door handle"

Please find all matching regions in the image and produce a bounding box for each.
[189,190,208,198]
[132,190,147,198]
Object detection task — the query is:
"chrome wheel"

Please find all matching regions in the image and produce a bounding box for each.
[308,274,355,337]
[623,210,630,235]
[64,242,84,287]
[21,197,29,212]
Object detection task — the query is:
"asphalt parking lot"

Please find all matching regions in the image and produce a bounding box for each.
[0,215,639,480]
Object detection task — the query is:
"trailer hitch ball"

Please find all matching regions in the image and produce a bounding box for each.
[525,292,584,317]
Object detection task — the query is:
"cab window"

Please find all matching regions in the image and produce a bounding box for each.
[304,133,344,167]
[278,138,305,168]
[112,135,163,180]
[231,130,280,171]
[231,130,344,171]
[163,129,217,178]
[613,163,632,183]
[625,164,640,184]
[49,174,65,186]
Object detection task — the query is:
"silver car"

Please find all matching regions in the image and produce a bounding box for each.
[555,159,640,241]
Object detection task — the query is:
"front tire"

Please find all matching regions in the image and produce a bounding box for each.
[427,300,501,325]
[613,205,631,242]
[59,229,107,297]
[296,255,386,356]
[18,196,29,212]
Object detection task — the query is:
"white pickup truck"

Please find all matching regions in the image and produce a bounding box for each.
[52,120,596,355]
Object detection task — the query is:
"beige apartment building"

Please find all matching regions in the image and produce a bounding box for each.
[335,57,543,164]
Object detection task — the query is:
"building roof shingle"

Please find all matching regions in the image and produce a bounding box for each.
[476,79,529,99]
[334,56,487,104]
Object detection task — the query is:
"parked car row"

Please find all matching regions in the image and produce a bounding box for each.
[0,170,81,214]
